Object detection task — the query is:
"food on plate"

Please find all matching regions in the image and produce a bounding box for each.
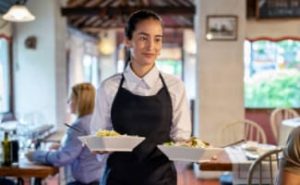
[96,129,121,137]
[163,137,209,148]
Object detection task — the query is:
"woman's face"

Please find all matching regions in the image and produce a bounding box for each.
[126,18,163,68]
[67,95,77,114]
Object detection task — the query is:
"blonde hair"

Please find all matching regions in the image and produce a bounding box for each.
[71,83,95,117]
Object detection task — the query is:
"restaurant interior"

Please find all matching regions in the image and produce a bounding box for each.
[0,0,300,184]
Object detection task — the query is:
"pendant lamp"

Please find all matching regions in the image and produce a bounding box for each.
[2,4,35,22]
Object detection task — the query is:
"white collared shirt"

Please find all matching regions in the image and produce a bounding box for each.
[90,65,191,141]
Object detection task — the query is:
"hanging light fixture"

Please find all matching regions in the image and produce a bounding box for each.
[2,1,35,22]
[98,32,114,55]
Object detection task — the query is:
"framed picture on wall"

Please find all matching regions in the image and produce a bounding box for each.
[205,15,238,41]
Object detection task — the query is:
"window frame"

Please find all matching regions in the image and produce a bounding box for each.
[0,34,14,121]
[244,38,300,108]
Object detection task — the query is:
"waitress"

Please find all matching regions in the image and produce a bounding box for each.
[91,10,191,185]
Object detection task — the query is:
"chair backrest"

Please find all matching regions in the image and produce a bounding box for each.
[221,119,267,145]
[247,148,283,185]
[270,108,299,144]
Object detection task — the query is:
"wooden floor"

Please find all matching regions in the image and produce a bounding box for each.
[178,171,220,185]
[23,163,221,185]
[177,162,220,185]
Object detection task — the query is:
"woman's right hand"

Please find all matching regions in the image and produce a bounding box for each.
[25,151,34,161]
[92,151,112,155]
[48,143,60,150]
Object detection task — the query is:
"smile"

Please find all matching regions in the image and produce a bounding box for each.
[143,53,155,57]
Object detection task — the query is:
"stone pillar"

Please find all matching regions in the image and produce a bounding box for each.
[195,0,246,147]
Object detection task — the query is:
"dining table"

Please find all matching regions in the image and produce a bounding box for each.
[0,156,59,185]
[198,142,279,184]
[198,150,232,171]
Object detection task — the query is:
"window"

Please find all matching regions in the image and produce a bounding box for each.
[0,37,11,114]
[244,39,300,108]
[156,59,182,79]
[82,54,100,87]
[157,48,183,79]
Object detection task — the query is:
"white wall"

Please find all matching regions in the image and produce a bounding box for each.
[0,20,11,36]
[195,0,246,146]
[14,0,67,127]
[246,19,300,38]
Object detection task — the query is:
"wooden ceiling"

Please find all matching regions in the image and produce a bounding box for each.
[0,0,19,14]
[61,0,195,36]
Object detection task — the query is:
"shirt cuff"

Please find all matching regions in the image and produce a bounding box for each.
[32,150,51,164]
[96,153,108,162]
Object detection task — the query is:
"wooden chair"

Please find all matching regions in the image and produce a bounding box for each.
[219,119,267,185]
[247,148,283,185]
[270,108,299,145]
[221,119,267,145]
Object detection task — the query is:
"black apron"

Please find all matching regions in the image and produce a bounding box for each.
[104,73,176,185]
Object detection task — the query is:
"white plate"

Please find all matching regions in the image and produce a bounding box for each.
[79,135,145,152]
[245,144,277,160]
[241,141,259,151]
[157,145,224,162]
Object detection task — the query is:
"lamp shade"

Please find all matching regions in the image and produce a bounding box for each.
[98,37,114,55]
[2,5,35,22]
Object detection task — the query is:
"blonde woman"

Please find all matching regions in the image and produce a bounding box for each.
[26,83,104,185]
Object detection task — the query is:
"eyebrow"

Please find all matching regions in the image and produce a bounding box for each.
[138,32,163,38]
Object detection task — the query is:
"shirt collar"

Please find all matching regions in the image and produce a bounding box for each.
[124,64,160,89]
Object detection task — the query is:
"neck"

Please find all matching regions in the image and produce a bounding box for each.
[130,62,154,78]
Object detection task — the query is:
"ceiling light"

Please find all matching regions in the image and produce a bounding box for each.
[2,5,35,22]
[98,32,114,55]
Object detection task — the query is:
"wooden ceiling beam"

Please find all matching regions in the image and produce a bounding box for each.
[72,16,89,27]
[68,0,88,8]
[61,6,195,16]
[99,0,115,7]
[83,16,99,26]
[101,19,115,28]
[173,16,193,26]
[165,0,180,7]
[89,16,110,28]
[111,1,122,7]
[173,0,193,7]
[84,0,102,7]
[82,24,193,32]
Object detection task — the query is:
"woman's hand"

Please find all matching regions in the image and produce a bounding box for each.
[48,143,60,150]
[92,151,112,155]
[25,151,34,161]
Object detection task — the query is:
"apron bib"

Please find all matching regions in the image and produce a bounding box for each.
[104,73,176,185]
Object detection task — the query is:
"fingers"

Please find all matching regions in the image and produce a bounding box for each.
[211,155,218,160]
[25,151,34,161]
[92,151,112,155]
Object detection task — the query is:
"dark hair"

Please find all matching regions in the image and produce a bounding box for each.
[125,9,162,40]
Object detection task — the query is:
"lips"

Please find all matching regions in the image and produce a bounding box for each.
[143,53,155,58]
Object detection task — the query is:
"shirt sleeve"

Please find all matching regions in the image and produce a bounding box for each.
[283,126,300,172]
[32,128,83,166]
[90,82,113,134]
[169,80,192,141]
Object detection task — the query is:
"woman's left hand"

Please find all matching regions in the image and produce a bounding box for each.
[25,151,34,161]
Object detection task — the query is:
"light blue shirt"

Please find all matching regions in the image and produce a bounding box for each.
[32,115,105,184]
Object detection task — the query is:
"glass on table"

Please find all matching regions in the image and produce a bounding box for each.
[15,113,34,158]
